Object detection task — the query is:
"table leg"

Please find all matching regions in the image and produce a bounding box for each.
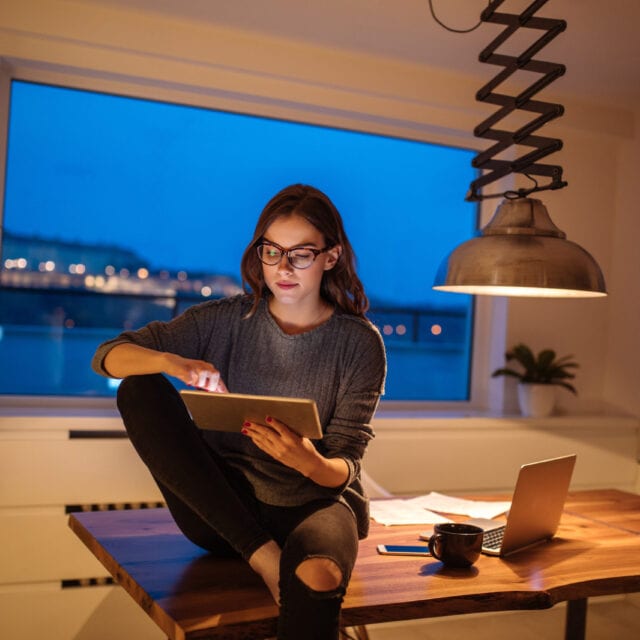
[565,598,588,640]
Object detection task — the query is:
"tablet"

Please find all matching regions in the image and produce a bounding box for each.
[180,390,323,439]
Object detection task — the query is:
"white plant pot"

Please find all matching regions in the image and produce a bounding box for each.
[517,383,556,418]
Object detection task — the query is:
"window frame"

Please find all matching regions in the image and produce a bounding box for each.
[0,64,505,414]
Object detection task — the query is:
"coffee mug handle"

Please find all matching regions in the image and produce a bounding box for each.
[428,534,443,560]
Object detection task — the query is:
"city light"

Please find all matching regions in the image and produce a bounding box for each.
[4,258,28,269]
[38,260,56,272]
[380,324,409,337]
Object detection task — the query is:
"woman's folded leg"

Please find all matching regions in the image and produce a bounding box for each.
[116,373,271,560]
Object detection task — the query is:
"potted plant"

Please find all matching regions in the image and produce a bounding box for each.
[491,343,579,417]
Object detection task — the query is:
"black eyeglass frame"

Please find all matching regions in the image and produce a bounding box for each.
[256,240,331,270]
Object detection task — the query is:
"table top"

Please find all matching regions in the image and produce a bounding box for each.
[68,489,640,639]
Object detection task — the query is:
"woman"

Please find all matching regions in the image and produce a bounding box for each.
[91,184,386,639]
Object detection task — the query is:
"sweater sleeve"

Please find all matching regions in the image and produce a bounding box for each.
[91,309,201,377]
[91,295,244,377]
[317,319,386,487]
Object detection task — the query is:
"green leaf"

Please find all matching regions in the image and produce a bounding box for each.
[507,344,535,370]
[491,368,524,380]
[557,381,578,395]
[537,349,556,370]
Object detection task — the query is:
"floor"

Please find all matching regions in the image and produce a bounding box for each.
[363,594,640,639]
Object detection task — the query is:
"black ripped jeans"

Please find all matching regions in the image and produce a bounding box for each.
[116,374,359,639]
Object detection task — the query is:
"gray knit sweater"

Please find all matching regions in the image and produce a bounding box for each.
[92,294,386,538]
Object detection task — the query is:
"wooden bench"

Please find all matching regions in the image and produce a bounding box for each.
[68,490,640,640]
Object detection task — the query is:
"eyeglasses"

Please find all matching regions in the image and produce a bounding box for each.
[256,241,331,270]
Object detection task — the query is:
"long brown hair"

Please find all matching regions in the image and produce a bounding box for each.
[241,184,368,317]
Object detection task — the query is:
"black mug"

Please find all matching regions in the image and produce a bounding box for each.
[428,523,484,568]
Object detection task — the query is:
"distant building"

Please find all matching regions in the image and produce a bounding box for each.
[1,230,243,298]
[2,229,147,274]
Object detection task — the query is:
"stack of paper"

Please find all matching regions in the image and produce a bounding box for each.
[369,499,452,526]
[370,491,511,526]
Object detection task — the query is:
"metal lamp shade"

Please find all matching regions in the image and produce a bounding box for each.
[433,197,607,298]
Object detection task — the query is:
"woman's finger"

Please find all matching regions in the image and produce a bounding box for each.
[196,370,220,391]
[264,415,297,438]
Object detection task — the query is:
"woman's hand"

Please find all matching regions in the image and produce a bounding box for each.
[241,416,321,476]
[103,343,228,393]
[162,352,228,393]
[241,416,350,488]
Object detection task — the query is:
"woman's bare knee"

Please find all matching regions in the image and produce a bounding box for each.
[295,557,342,592]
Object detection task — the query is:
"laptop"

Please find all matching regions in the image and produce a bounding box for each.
[462,454,576,557]
[180,389,323,439]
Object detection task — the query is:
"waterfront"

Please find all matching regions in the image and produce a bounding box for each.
[0,323,469,401]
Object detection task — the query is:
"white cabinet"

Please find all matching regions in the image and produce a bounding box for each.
[0,411,164,640]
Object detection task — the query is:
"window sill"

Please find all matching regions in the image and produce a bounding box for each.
[1,400,638,434]
[373,412,640,432]
[375,397,640,430]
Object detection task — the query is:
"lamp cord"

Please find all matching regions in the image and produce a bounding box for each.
[504,174,539,199]
[427,0,484,34]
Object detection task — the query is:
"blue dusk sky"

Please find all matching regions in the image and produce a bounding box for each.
[3,80,477,308]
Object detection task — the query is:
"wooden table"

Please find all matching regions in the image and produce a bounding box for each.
[68,489,640,639]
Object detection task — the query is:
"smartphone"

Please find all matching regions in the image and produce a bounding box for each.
[377,544,431,556]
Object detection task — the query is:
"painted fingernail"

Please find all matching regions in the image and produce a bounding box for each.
[266,416,272,423]
[241,428,248,435]
[243,421,251,427]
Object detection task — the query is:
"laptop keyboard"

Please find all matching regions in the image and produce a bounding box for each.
[482,525,506,551]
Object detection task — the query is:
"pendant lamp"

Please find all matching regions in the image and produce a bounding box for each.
[432,0,606,298]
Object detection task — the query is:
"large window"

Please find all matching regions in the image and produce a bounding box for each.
[0,80,477,401]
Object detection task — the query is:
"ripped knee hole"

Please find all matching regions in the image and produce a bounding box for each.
[294,557,343,592]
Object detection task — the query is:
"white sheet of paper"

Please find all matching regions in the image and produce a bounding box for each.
[369,499,453,526]
[406,492,511,519]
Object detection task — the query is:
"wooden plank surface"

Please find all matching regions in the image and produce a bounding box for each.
[68,490,640,639]
[564,489,640,533]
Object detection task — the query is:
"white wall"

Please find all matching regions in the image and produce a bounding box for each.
[604,109,640,414]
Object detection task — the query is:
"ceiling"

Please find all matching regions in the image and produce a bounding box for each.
[81,0,640,107]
